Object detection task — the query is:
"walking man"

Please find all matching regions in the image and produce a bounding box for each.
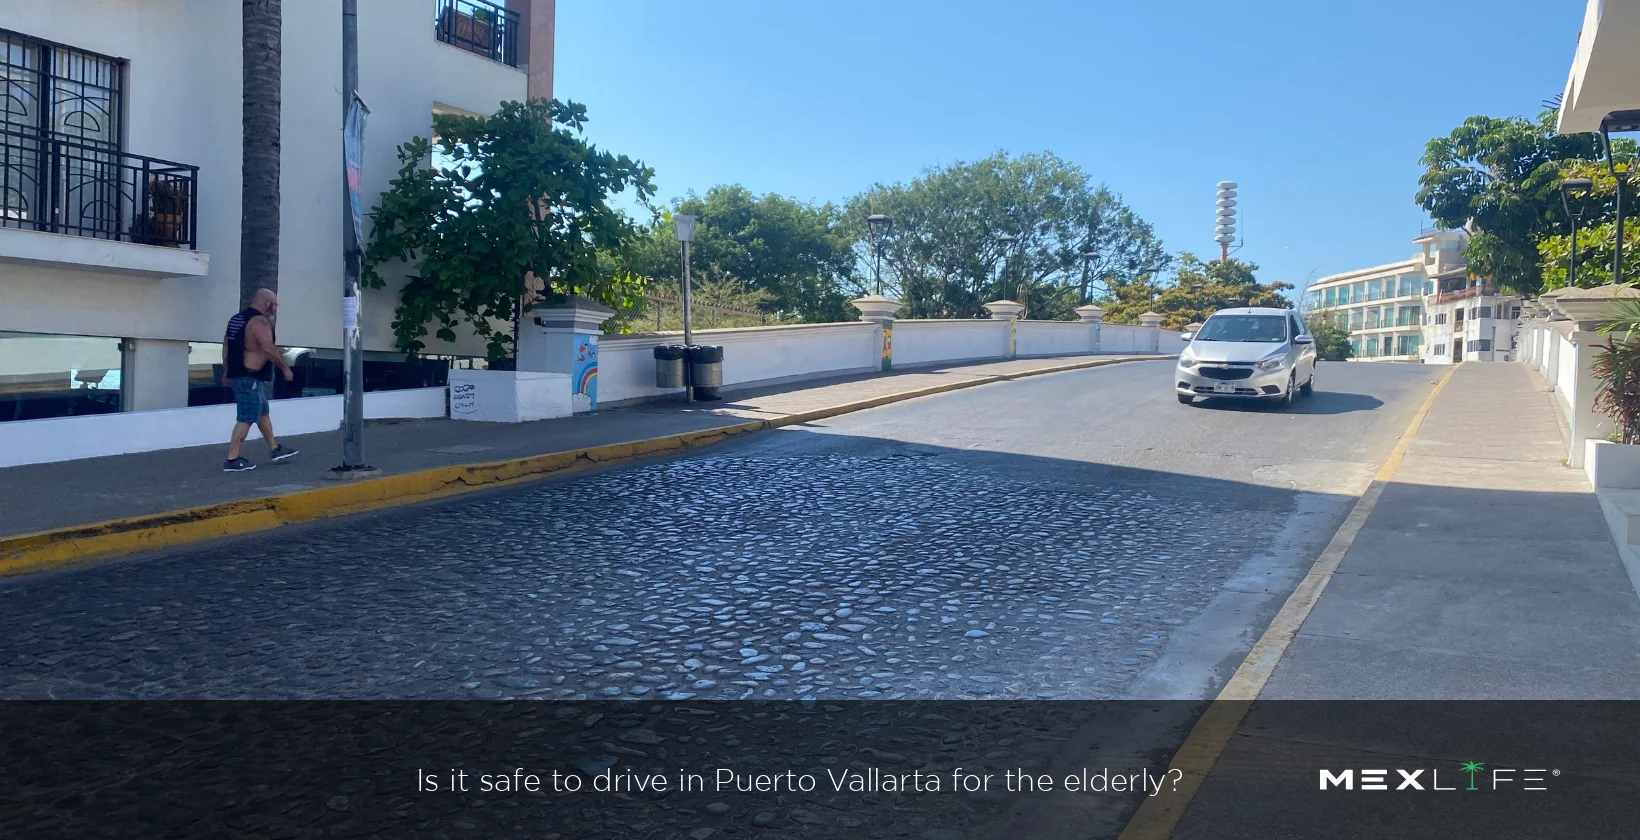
[222,288,298,472]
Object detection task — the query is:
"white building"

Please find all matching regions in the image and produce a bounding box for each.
[1306,230,1521,364]
[0,0,554,424]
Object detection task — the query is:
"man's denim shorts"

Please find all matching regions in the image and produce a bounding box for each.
[229,377,271,424]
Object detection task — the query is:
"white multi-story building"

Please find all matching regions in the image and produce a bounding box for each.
[1305,230,1521,364]
[0,1,554,424]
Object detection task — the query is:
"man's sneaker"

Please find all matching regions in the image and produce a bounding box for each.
[224,457,256,472]
[270,445,299,462]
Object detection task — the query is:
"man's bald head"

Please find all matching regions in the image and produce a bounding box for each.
[251,288,278,313]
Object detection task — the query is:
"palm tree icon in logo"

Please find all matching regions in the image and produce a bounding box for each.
[1460,761,1485,791]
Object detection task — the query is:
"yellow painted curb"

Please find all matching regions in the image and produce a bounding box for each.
[0,355,1165,578]
[1116,366,1457,840]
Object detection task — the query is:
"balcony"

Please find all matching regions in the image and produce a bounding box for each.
[0,126,207,278]
[436,0,521,67]
[1433,285,1496,305]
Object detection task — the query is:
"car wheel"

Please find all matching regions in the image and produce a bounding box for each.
[1177,393,1194,405]
[1279,372,1296,408]
[1299,368,1314,396]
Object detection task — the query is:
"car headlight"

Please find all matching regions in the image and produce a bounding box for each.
[1254,355,1288,372]
[1177,352,1198,369]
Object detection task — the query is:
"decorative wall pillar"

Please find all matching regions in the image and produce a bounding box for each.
[517,297,615,412]
[851,295,900,371]
[984,300,1025,358]
[1074,305,1106,354]
[1138,311,1165,354]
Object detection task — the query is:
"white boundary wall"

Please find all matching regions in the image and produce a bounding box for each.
[6,316,1181,466]
[1520,317,1616,469]
[0,387,447,468]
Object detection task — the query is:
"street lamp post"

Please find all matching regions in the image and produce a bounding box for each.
[867,214,892,295]
[1079,250,1099,305]
[675,214,696,403]
[1560,177,1594,288]
[998,233,1019,309]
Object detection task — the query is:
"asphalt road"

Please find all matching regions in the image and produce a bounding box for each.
[0,360,1438,701]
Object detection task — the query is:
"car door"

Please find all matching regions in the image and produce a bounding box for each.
[1289,312,1315,379]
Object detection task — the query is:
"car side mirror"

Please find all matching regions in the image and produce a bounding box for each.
[1293,335,1315,345]
[1180,333,1194,342]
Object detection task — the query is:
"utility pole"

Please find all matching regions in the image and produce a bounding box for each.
[335,0,373,475]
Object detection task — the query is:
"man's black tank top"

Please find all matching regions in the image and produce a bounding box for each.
[224,306,274,381]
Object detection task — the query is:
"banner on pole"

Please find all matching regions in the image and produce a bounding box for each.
[343,95,370,253]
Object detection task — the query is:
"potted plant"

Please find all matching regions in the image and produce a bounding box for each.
[1586,293,1640,487]
[129,178,187,247]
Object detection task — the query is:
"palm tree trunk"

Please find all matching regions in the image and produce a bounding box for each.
[241,0,282,308]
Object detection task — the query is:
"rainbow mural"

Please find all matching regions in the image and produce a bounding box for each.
[572,334,598,412]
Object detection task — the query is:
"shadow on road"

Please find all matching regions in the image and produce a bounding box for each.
[1192,390,1384,415]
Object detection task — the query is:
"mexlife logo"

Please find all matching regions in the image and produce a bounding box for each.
[1318,762,1558,791]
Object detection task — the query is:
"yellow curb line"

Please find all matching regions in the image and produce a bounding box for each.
[0,355,1169,578]
[1116,365,1457,840]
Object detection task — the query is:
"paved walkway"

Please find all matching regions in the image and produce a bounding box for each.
[0,354,1159,538]
[1259,362,1640,699]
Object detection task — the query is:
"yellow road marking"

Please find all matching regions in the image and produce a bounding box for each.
[1116,366,1457,840]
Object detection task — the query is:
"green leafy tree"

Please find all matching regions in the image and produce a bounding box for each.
[626,187,858,323]
[1416,110,1608,294]
[363,99,654,361]
[1304,311,1355,361]
[1536,159,1640,289]
[846,152,1168,320]
[1103,254,1291,329]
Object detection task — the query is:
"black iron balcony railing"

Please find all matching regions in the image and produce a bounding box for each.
[0,126,199,249]
[436,0,521,68]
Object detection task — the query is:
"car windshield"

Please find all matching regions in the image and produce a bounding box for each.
[1194,315,1288,343]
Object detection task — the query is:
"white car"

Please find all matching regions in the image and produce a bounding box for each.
[1175,307,1317,407]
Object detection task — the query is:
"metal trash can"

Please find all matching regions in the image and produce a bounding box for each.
[653,345,687,388]
[687,345,724,401]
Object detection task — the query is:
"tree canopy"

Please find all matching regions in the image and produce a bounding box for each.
[1303,311,1354,361]
[363,99,654,361]
[1416,109,1606,294]
[846,152,1168,320]
[625,186,860,324]
[1101,254,1291,330]
[1536,159,1640,289]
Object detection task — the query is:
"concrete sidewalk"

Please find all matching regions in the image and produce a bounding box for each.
[0,353,1164,541]
[1259,362,1640,699]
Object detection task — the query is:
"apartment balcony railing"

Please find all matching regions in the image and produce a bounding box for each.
[436,0,521,67]
[0,126,199,249]
[1433,285,1496,305]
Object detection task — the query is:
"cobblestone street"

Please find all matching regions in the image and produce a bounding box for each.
[0,361,1436,700]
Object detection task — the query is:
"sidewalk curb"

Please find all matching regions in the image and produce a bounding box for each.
[0,354,1168,578]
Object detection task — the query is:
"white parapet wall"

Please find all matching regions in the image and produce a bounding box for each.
[599,322,881,405]
[893,320,1009,366]
[0,386,448,468]
[1015,321,1092,357]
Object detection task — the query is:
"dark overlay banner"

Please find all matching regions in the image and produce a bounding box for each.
[3,701,1637,839]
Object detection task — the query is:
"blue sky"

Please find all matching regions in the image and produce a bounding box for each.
[555,0,1587,293]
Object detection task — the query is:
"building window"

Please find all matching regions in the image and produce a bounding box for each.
[1474,339,1492,352]
[1435,312,1446,325]
[0,29,123,146]
[1350,309,1364,330]
[1477,306,1493,319]
[1366,280,1381,302]
[1398,276,1421,297]
[434,0,522,67]
[188,344,454,406]
[1434,343,1446,356]
[1365,337,1379,357]
[0,332,124,421]
[1511,306,1521,319]
[1397,335,1421,355]
[1365,308,1380,329]
[1323,288,1336,307]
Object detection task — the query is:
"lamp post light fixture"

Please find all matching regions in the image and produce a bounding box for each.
[674,214,696,404]
[867,214,892,295]
[1560,177,1594,288]
[1216,181,1238,261]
